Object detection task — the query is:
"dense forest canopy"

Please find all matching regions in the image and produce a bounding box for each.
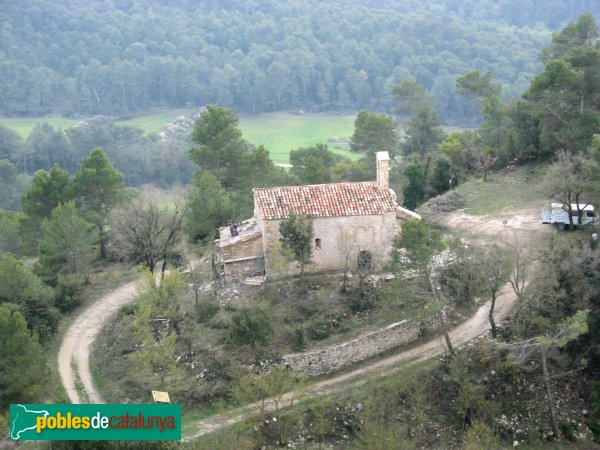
[1,0,599,121]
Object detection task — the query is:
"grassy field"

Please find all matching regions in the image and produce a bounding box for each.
[1,110,472,165]
[239,112,358,164]
[0,116,80,138]
[455,164,545,215]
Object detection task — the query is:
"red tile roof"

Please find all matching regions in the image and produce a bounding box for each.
[254,182,397,220]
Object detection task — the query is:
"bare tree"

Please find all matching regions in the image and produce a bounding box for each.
[508,235,528,301]
[111,197,184,280]
[479,244,506,339]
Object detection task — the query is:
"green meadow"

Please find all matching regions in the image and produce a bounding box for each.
[238,112,358,164]
[0,116,80,138]
[1,110,470,166]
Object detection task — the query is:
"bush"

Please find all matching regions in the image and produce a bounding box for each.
[347,284,377,313]
[229,308,273,348]
[117,303,137,320]
[306,317,344,341]
[589,421,600,444]
[196,299,219,324]
[54,274,86,311]
[292,327,305,352]
[558,421,578,442]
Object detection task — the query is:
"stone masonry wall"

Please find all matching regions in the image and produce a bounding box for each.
[222,235,263,261]
[282,314,440,377]
[223,236,264,279]
[260,212,399,276]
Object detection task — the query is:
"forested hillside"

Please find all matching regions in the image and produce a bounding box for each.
[1,0,599,120]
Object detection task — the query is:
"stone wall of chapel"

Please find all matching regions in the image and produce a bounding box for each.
[261,212,399,276]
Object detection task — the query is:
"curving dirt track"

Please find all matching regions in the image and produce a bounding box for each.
[58,280,138,404]
[57,207,549,439]
[183,280,517,440]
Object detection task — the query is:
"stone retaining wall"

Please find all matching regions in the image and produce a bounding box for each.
[282,314,441,376]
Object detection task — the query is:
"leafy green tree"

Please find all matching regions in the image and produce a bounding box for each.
[350,110,399,158]
[131,331,179,389]
[0,253,58,341]
[189,105,248,190]
[39,201,97,282]
[329,159,371,182]
[389,219,443,280]
[524,15,600,156]
[279,213,314,283]
[0,210,26,256]
[186,169,232,242]
[239,145,290,189]
[456,70,502,101]
[541,13,599,62]
[132,271,186,387]
[0,305,48,407]
[400,106,446,157]
[391,80,432,115]
[73,148,124,259]
[430,156,456,196]
[0,125,29,169]
[22,163,73,226]
[402,158,428,210]
[229,308,273,349]
[0,159,29,211]
[392,81,446,157]
[289,143,345,184]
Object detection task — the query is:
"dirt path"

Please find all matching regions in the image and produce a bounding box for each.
[57,280,138,404]
[184,279,516,440]
[184,207,549,440]
[57,207,548,438]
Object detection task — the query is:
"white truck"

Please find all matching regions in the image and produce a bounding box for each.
[541,203,599,230]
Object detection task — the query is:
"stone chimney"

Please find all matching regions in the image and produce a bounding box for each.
[376,151,390,190]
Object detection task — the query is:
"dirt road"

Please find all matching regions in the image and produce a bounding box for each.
[183,279,517,440]
[184,207,548,440]
[57,207,546,439]
[57,280,138,404]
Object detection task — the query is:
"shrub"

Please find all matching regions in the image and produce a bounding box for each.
[558,421,578,442]
[54,274,86,311]
[347,284,377,313]
[292,327,305,352]
[117,303,137,320]
[306,320,330,341]
[229,308,273,348]
[196,300,219,324]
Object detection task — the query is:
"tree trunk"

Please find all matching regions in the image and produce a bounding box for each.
[99,225,107,259]
[429,270,455,356]
[489,290,497,338]
[443,323,455,356]
[540,346,560,439]
[160,253,168,285]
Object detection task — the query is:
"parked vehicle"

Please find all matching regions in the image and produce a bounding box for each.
[541,203,598,230]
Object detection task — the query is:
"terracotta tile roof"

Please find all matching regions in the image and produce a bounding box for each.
[254,182,397,220]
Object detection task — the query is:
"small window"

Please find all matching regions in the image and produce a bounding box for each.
[586,211,594,217]
[315,238,322,250]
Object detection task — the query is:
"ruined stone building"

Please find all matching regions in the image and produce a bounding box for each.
[216,151,420,280]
